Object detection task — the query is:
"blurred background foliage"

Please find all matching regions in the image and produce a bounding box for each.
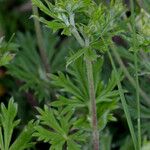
[0,0,150,149]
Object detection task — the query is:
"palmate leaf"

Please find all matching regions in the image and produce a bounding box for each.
[7,28,70,101]
[51,57,121,130]
[7,32,50,101]
[51,57,89,102]
[0,98,35,150]
[51,57,120,104]
[7,28,79,101]
[34,106,87,150]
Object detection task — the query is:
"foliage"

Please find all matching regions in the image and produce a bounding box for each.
[31,0,125,52]
[0,0,150,150]
[51,57,121,130]
[0,36,18,66]
[7,29,70,101]
[0,98,35,150]
[34,105,87,150]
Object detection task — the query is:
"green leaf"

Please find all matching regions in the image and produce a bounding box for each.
[8,29,69,101]
[66,48,87,68]
[32,15,66,33]
[51,96,85,108]
[34,126,64,143]
[36,106,65,134]
[50,140,65,150]
[0,98,18,150]
[67,140,81,150]
[9,121,35,150]
[32,0,55,18]
[34,106,86,149]
[51,55,119,131]
[0,98,34,150]
[0,36,18,66]
[51,72,83,100]
[0,127,4,150]
[0,52,15,66]
[84,48,97,61]
[46,21,66,33]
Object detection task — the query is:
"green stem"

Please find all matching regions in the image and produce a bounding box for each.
[72,28,99,150]
[86,59,99,150]
[110,45,150,106]
[107,49,138,150]
[71,28,85,47]
[32,5,50,73]
[130,0,141,149]
[135,52,141,150]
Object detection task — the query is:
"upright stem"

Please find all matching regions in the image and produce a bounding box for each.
[71,28,99,150]
[32,5,50,73]
[71,28,85,47]
[130,0,141,149]
[86,59,99,150]
[107,49,138,150]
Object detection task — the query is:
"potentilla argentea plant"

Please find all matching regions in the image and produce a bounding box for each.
[31,0,125,149]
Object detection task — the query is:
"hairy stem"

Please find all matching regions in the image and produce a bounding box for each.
[71,28,85,47]
[72,28,99,150]
[32,5,50,73]
[86,59,99,150]
[130,0,141,148]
